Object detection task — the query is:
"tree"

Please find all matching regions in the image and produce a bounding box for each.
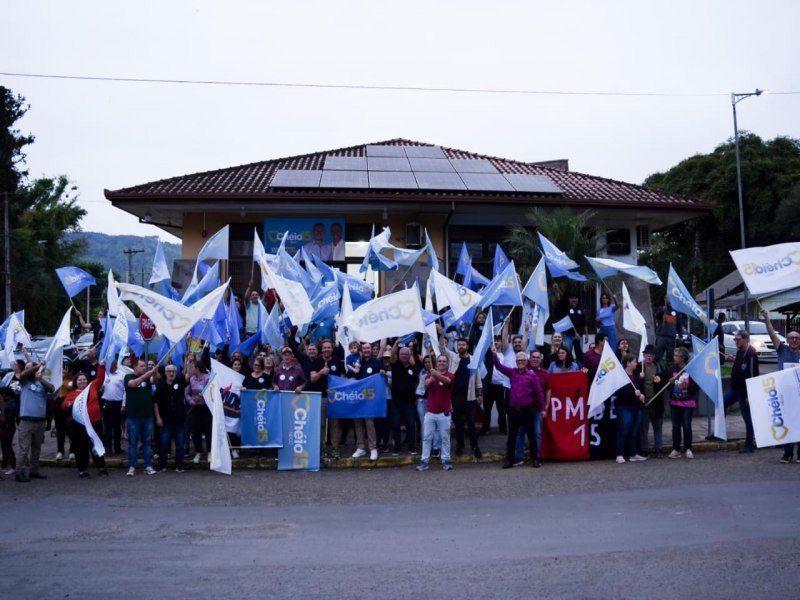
[1,87,87,332]
[641,134,800,294]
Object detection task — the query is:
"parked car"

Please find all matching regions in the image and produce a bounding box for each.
[721,320,784,361]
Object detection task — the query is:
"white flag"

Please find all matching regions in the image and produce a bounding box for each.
[336,282,355,351]
[72,384,106,457]
[211,358,245,434]
[270,270,314,328]
[197,225,230,263]
[149,240,172,284]
[201,374,232,475]
[107,270,121,317]
[44,308,72,364]
[190,280,230,321]
[745,366,800,448]
[730,242,800,296]
[431,270,482,320]
[117,282,202,343]
[345,287,426,343]
[587,343,633,413]
[622,282,649,360]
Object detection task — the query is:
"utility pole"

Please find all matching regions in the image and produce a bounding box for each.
[3,192,10,319]
[123,248,144,283]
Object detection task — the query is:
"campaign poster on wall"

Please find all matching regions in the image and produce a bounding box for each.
[264,218,345,261]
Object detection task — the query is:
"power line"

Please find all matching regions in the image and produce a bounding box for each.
[3,70,798,98]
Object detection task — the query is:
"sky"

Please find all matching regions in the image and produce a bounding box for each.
[2,1,798,244]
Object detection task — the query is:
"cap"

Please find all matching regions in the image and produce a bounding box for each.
[382,351,392,358]
[642,344,657,354]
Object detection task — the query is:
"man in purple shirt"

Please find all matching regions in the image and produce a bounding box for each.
[272,347,307,393]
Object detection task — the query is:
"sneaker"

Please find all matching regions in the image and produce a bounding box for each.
[175,467,185,473]
[144,466,157,475]
[442,462,453,471]
[55,452,64,461]
[685,449,694,460]
[98,469,109,476]
[474,448,483,460]
[351,448,367,459]
[780,453,792,464]
[513,459,524,467]
[431,449,441,458]
[231,449,240,459]
[532,460,541,468]
[415,461,429,472]
[153,453,160,461]
[409,450,418,456]
[668,450,681,459]
[68,453,75,460]
[78,471,90,479]
[126,467,135,477]
[3,467,15,476]
[193,453,201,464]
[391,449,401,457]
[616,456,626,464]
[369,449,378,461]
[630,454,648,462]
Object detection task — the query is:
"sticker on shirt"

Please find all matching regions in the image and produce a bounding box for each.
[280,374,286,381]
[173,383,179,390]
[330,365,337,372]
[366,367,373,374]
[258,377,264,384]
[408,369,414,376]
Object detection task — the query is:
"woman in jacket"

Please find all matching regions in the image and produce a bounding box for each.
[185,356,211,464]
[614,354,647,464]
[62,361,108,478]
[667,347,699,459]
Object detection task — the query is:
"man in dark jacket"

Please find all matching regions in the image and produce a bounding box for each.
[723,330,759,453]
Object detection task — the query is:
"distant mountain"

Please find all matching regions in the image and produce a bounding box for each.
[67,232,181,285]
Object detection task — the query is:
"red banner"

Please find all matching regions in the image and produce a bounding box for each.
[542,371,590,460]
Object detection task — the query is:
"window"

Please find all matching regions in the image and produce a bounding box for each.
[605,228,631,256]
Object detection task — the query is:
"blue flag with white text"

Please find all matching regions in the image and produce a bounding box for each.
[240,389,283,448]
[55,266,96,298]
[326,374,388,419]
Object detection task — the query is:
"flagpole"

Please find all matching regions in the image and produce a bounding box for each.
[645,366,686,407]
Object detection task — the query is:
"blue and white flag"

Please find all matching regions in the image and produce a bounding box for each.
[277,245,316,294]
[311,254,336,283]
[493,244,510,278]
[468,308,494,372]
[2,311,32,368]
[182,261,220,306]
[467,266,491,290]
[621,282,648,360]
[360,227,398,272]
[424,228,440,273]
[336,271,375,305]
[667,265,716,335]
[552,315,575,333]
[117,282,203,343]
[211,358,245,434]
[299,246,324,284]
[226,298,242,348]
[691,335,707,356]
[538,232,579,271]
[545,260,588,281]
[55,266,96,298]
[327,374,388,419]
[310,282,341,323]
[746,367,800,448]
[522,258,549,311]
[262,304,284,351]
[730,242,800,296]
[277,390,321,472]
[239,389,283,447]
[335,283,355,351]
[197,225,230,264]
[480,261,523,308]
[344,286,426,342]
[684,337,726,441]
[455,242,471,277]
[586,256,662,285]
[432,270,482,319]
[149,240,171,285]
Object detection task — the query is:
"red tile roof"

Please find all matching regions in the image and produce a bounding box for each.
[105,138,711,210]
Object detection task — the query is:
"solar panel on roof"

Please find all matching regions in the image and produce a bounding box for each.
[270,169,322,188]
[460,173,514,192]
[324,156,367,171]
[408,158,455,172]
[367,157,412,171]
[404,146,446,159]
[414,172,467,191]
[320,170,369,188]
[368,171,418,189]
[504,174,562,193]
[366,145,406,157]
[449,158,499,174]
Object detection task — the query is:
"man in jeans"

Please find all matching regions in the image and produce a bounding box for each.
[124,358,159,476]
[439,334,483,459]
[416,354,454,471]
[154,364,187,472]
[723,331,759,453]
[16,361,55,482]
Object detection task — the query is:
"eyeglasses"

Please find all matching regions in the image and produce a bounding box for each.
[788,336,800,341]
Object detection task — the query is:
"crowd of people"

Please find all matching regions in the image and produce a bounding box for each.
[1,288,798,482]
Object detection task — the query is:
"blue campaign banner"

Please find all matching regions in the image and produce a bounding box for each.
[326,374,388,419]
[277,391,322,472]
[239,389,283,448]
[264,217,345,259]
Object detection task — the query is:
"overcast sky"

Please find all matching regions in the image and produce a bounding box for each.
[2,1,798,244]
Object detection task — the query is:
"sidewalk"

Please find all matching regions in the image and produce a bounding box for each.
[31,412,753,471]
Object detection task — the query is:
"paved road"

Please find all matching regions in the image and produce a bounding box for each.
[2,448,798,599]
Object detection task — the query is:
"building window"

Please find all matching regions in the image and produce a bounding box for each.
[605,228,631,256]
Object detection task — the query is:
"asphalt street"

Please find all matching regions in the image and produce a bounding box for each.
[1,448,798,599]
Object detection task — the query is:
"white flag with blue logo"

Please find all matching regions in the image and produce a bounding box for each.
[587,343,632,412]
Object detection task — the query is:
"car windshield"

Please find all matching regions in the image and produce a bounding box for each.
[748,323,768,335]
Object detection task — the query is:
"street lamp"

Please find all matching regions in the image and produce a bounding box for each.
[731,88,765,331]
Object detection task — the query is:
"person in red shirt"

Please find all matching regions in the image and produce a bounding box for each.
[416,354,454,471]
[62,361,108,479]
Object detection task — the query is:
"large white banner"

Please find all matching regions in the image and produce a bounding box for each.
[730,242,800,296]
[72,385,106,457]
[746,366,800,448]
[345,287,426,343]
[117,283,202,343]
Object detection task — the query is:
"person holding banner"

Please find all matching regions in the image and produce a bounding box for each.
[666,347,698,460]
[15,361,55,482]
[62,362,108,479]
[723,331,759,454]
[416,354,455,471]
[761,309,800,463]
